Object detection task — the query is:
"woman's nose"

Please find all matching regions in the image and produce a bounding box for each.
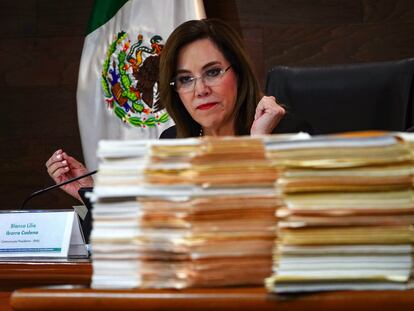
[194,78,211,97]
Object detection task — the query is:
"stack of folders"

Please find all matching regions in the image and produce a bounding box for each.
[90,136,302,289]
[265,133,414,293]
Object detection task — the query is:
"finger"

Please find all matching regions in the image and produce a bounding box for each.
[52,167,70,182]
[255,97,267,120]
[261,98,285,115]
[46,158,65,177]
[47,160,69,178]
[274,102,285,115]
[45,149,63,168]
[47,159,68,177]
[255,98,277,120]
[264,105,285,121]
[254,105,264,120]
[62,153,85,169]
[263,97,278,108]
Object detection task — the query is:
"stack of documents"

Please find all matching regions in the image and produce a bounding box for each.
[90,136,286,288]
[265,133,414,293]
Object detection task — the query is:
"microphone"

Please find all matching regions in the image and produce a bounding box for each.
[21,170,98,209]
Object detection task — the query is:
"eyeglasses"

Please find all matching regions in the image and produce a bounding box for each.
[170,65,232,93]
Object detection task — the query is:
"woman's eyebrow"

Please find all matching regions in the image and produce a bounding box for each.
[176,61,223,74]
[201,61,222,70]
[175,68,192,74]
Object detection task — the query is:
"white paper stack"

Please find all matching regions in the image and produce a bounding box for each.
[90,136,294,289]
[265,132,414,293]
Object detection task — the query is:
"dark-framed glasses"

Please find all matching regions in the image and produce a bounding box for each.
[170,65,232,93]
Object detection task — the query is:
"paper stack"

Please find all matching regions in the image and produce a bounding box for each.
[90,136,284,288]
[265,133,414,293]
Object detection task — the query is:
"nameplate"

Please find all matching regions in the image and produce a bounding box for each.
[0,210,88,258]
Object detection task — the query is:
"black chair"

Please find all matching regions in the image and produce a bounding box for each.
[266,59,414,135]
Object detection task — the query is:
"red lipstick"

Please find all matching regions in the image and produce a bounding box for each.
[197,102,217,110]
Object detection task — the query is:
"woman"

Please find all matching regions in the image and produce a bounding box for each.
[46,18,309,201]
[159,18,286,138]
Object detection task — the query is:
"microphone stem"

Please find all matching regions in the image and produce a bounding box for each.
[21,170,98,209]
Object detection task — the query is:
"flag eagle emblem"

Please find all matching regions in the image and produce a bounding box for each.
[101,31,169,128]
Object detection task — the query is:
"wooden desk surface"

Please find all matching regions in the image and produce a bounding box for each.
[10,286,414,311]
[0,260,91,290]
[0,259,91,311]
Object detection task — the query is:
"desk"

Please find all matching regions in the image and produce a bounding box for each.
[10,286,414,311]
[0,260,91,311]
[0,260,91,290]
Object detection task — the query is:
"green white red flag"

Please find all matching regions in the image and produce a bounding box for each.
[77,0,205,169]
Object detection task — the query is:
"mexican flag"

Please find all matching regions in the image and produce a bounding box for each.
[77,0,205,170]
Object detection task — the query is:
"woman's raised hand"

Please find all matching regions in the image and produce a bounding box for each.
[250,96,285,135]
[45,149,94,202]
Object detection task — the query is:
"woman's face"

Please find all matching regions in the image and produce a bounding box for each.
[175,38,238,135]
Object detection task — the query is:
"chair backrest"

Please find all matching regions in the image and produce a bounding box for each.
[265,59,414,135]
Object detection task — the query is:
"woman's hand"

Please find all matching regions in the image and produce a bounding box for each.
[45,149,94,202]
[250,96,285,135]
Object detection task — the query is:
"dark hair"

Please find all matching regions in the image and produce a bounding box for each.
[159,18,261,137]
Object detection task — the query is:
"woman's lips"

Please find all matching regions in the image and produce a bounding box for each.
[197,102,218,110]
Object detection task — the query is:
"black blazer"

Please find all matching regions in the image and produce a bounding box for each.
[160,113,313,138]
